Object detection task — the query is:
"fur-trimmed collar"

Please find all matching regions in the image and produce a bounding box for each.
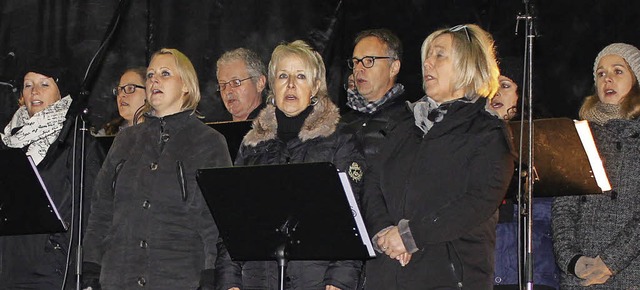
[243,97,340,147]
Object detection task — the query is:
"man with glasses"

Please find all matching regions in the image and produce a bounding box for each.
[216,48,267,121]
[342,28,410,162]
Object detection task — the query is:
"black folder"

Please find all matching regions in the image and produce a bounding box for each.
[0,148,67,236]
[509,118,607,197]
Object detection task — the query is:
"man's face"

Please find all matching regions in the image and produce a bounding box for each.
[217,59,265,121]
[352,36,399,102]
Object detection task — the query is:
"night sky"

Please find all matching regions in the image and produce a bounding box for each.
[2,0,640,128]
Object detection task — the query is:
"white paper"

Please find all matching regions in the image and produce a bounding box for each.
[574,120,612,192]
[27,155,67,230]
[338,172,375,257]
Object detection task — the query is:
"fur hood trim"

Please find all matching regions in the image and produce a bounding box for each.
[243,97,340,147]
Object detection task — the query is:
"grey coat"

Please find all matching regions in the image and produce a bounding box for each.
[552,119,640,289]
[83,111,232,289]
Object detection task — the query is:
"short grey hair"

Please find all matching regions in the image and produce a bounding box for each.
[216,47,266,79]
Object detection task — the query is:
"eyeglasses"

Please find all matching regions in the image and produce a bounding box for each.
[216,76,254,92]
[113,84,145,96]
[347,56,394,69]
[449,24,471,42]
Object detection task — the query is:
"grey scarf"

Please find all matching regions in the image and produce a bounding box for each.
[410,95,478,134]
[582,101,624,125]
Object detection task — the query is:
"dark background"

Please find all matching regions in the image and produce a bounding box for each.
[1,0,640,130]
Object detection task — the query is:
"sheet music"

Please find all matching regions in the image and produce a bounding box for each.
[338,172,375,257]
[26,155,67,230]
[574,120,612,192]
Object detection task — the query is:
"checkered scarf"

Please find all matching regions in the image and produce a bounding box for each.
[346,83,405,114]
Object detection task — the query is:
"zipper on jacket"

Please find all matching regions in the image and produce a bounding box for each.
[176,160,188,201]
[112,159,126,194]
[446,241,464,289]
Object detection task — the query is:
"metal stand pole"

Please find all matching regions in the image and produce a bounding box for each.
[516,1,538,289]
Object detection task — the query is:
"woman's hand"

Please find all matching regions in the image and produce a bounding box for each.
[395,252,412,267]
[575,255,612,286]
[378,226,407,259]
[326,285,341,290]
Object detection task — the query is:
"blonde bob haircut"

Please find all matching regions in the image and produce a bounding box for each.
[147,48,201,113]
[420,24,500,99]
[266,40,329,103]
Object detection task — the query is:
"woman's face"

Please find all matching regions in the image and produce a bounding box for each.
[422,33,463,103]
[22,72,62,117]
[595,54,635,105]
[117,71,146,124]
[146,54,188,117]
[489,75,519,120]
[273,56,318,117]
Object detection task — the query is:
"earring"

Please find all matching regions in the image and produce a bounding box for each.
[267,96,275,106]
[310,96,319,106]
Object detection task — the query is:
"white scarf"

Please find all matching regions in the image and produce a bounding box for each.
[1,95,72,165]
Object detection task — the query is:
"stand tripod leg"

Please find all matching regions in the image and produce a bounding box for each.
[276,243,286,290]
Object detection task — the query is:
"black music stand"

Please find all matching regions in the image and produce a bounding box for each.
[509,118,610,197]
[196,162,374,290]
[0,148,67,236]
[206,120,252,161]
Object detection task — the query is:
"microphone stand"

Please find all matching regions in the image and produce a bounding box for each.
[515,1,538,290]
[55,1,132,289]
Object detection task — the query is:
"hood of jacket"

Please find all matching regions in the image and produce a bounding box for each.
[243,97,340,147]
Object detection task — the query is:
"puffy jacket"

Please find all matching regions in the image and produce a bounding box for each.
[341,87,411,162]
[214,98,366,290]
[83,111,231,289]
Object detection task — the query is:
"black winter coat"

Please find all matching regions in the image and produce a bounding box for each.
[214,98,366,290]
[341,89,411,162]
[362,98,514,290]
[83,111,232,289]
[0,119,104,289]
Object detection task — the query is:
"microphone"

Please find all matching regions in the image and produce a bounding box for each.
[0,52,17,92]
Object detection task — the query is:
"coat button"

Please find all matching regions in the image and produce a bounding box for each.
[140,240,148,248]
[150,162,158,170]
[142,200,151,209]
[137,276,146,286]
[495,276,502,283]
[161,133,170,143]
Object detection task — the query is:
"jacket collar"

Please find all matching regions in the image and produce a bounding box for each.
[417,97,491,139]
[144,110,195,132]
[243,97,340,147]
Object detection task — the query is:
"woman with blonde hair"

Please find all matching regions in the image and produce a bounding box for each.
[362,24,514,289]
[215,40,365,290]
[83,48,231,289]
[553,43,640,289]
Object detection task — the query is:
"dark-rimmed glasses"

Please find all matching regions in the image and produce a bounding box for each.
[449,25,471,42]
[216,76,254,92]
[347,56,394,69]
[113,84,145,96]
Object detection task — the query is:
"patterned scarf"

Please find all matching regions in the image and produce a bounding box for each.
[581,101,624,125]
[346,83,405,114]
[1,96,72,165]
[410,95,478,134]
